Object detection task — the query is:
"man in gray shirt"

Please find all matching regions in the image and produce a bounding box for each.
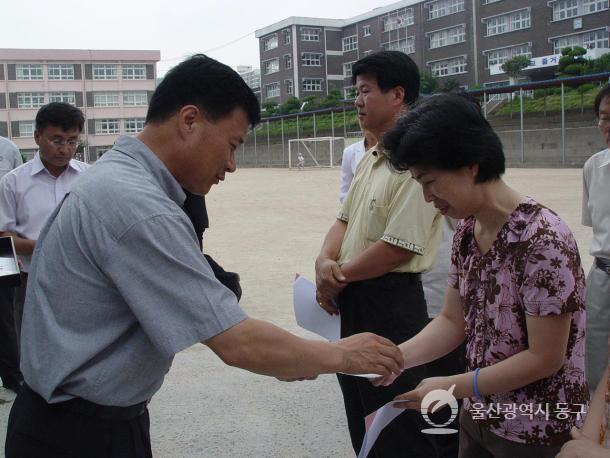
[5,55,403,458]
[0,136,23,393]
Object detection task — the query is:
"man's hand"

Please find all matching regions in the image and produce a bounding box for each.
[557,428,610,457]
[316,290,339,315]
[315,256,347,299]
[333,333,404,376]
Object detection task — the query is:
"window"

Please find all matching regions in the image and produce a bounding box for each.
[553,0,608,19]
[92,64,117,80]
[286,79,294,95]
[486,44,531,67]
[382,37,415,54]
[263,59,279,75]
[123,91,148,106]
[344,86,357,99]
[17,92,45,109]
[429,56,467,77]
[344,62,354,77]
[284,54,292,69]
[18,121,34,137]
[485,9,530,36]
[429,25,466,49]
[283,29,291,45]
[302,53,322,66]
[583,0,608,13]
[262,34,278,51]
[428,0,464,19]
[265,82,280,98]
[122,64,146,80]
[94,92,120,107]
[343,36,358,52]
[16,64,43,80]
[123,118,145,134]
[49,92,76,105]
[382,8,414,31]
[95,119,120,134]
[363,25,371,37]
[301,27,320,41]
[302,78,323,92]
[553,28,609,53]
[48,64,74,80]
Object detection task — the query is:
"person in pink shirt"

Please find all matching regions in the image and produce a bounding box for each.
[377,93,588,457]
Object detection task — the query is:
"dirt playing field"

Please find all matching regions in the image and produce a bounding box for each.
[0,167,593,457]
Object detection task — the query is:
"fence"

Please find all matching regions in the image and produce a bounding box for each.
[236,72,610,168]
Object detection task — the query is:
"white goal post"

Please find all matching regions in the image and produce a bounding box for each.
[288,137,345,169]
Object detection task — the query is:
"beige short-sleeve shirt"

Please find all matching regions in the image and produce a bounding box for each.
[337,146,442,273]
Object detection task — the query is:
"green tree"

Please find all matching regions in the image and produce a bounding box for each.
[320,89,343,108]
[420,71,439,94]
[442,78,461,92]
[261,101,279,117]
[501,55,532,82]
[558,46,588,76]
[278,97,301,115]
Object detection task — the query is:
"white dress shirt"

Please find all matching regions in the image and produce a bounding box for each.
[339,139,367,203]
[0,136,23,179]
[0,152,89,271]
[582,148,610,259]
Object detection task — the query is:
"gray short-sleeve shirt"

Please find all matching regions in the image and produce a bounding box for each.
[21,136,247,406]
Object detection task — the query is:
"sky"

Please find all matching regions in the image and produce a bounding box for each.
[0,0,391,75]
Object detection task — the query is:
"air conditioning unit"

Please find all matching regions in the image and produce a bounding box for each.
[573,18,583,30]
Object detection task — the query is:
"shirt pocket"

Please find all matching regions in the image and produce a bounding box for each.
[366,200,389,242]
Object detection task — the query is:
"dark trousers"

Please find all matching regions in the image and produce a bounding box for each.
[6,385,152,458]
[13,272,28,352]
[458,410,563,458]
[426,319,467,458]
[0,286,21,389]
[337,273,436,458]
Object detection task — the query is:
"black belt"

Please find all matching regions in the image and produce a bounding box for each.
[23,383,147,421]
[596,257,610,275]
[358,271,422,286]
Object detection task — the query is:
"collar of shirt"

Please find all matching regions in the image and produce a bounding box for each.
[369,144,389,164]
[111,135,186,207]
[29,152,83,178]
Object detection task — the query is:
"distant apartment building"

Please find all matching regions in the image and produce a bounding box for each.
[237,65,262,102]
[0,48,160,162]
[255,0,609,104]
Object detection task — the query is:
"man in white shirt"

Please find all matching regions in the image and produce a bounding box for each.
[0,137,22,179]
[339,130,375,203]
[0,102,89,354]
[583,84,610,388]
[0,136,23,392]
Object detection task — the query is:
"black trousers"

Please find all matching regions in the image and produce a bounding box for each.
[12,272,27,352]
[0,286,21,389]
[336,273,437,458]
[6,385,152,458]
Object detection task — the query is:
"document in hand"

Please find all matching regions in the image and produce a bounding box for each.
[358,401,406,458]
[292,275,340,342]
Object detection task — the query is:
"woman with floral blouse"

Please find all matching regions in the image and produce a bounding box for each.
[377,93,589,457]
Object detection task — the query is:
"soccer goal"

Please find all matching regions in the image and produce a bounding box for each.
[288,137,345,169]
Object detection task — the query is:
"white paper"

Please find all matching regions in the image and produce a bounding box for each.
[358,401,405,458]
[292,275,340,342]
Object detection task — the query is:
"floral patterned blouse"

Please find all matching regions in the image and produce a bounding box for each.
[448,198,589,446]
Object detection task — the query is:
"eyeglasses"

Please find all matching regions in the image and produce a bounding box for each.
[47,138,80,148]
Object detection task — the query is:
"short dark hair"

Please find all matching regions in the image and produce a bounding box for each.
[594,84,610,116]
[351,51,420,105]
[383,93,505,183]
[35,103,84,134]
[146,54,261,127]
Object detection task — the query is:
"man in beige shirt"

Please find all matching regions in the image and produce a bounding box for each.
[316,51,442,457]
